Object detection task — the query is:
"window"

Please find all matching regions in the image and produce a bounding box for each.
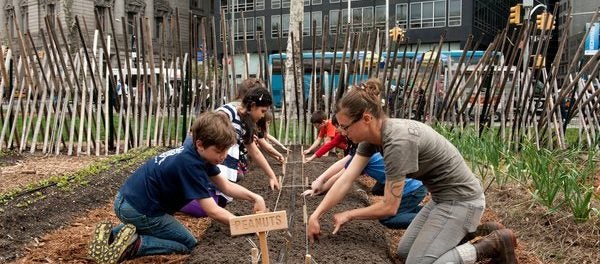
[410,0,446,29]
[271,0,290,9]
[222,17,264,41]
[222,0,263,14]
[374,5,386,30]
[304,11,322,36]
[350,6,374,32]
[20,4,28,32]
[256,16,265,39]
[395,4,408,28]
[271,14,290,39]
[312,0,322,4]
[329,9,340,35]
[47,4,56,31]
[448,0,461,26]
[5,8,15,39]
[95,6,108,31]
[155,16,163,39]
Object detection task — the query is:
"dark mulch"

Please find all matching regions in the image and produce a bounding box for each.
[0,154,144,262]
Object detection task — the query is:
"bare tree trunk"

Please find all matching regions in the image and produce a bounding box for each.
[284,0,303,144]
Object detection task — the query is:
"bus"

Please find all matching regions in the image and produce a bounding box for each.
[267,50,488,109]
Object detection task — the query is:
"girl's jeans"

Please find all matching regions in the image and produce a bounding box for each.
[113,192,197,257]
[396,194,485,264]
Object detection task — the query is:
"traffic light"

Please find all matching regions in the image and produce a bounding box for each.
[509,4,522,25]
[536,12,555,30]
[389,27,405,42]
[534,55,545,69]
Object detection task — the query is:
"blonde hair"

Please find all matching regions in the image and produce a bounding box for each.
[337,78,384,120]
[191,112,236,150]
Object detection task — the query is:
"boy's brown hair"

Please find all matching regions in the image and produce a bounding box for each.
[191,112,236,150]
[310,110,326,124]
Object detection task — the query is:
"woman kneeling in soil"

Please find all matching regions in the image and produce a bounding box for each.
[303,142,427,229]
[88,112,266,263]
[307,78,518,264]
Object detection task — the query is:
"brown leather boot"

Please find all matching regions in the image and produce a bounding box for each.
[473,228,518,264]
[461,221,506,243]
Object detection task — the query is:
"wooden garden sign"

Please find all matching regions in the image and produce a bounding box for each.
[230,210,288,264]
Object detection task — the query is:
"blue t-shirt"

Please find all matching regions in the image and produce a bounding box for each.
[345,152,423,195]
[120,139,220,216]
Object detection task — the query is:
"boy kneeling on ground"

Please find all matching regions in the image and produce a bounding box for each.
[88,112,266,264]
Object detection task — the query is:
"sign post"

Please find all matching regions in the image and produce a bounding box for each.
[230,211,288,264]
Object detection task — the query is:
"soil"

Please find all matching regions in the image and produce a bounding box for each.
[0,147,598,263]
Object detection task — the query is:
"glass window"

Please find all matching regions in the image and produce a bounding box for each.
[271,0,280,9]
[410,0,446,29]
[448,0,461,27]
[256,16,265,39]
[329,10,340,34]
[313,11,323,36]
[410,3,421,29]
[20,5,29,32]
[302,12,322,36]
[375,5,386,30]
[312,0,322,4]
[271,14,290,39]
[303,12,311,36]
[395,4,408,28]
[422,2,434,28]
[363,6,374,32]
[434,0,446,27]
[256,0,265,10]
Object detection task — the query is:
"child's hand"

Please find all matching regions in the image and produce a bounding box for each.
[269,176,281,191]
[302,189,315,196]
[276,154,285,164]
[303,149,311,155]
[253,195,267,213]
[303,155,315,163]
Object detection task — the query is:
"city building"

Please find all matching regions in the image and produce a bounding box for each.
[1,0,212,57]
[215,0,525,81]
[557,0,599,85]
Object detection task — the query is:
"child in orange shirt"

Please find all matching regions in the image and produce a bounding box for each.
[304,115,348,162]
[303,110,339,157]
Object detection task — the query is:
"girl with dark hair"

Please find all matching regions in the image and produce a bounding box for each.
[307,78,517,264]
[215,82,280,191]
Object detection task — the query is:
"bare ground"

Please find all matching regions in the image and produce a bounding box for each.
[0,148,598,263]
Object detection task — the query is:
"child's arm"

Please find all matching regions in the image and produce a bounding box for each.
[257,137,285,163]
[267,134,289,152]
[303,155,351,196]
[309,134,344,161]
[303,136,322,155]
[196,197,236,224]
[246,141,281,190]
[208,175,267,222]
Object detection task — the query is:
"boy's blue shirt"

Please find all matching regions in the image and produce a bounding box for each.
[120,139,220,216]
[346,152,424,195]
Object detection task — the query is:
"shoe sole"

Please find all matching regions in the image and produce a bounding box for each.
[102,224,137,264]
[88,221,113,262]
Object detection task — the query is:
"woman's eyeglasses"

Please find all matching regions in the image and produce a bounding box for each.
[337,116,362,132]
